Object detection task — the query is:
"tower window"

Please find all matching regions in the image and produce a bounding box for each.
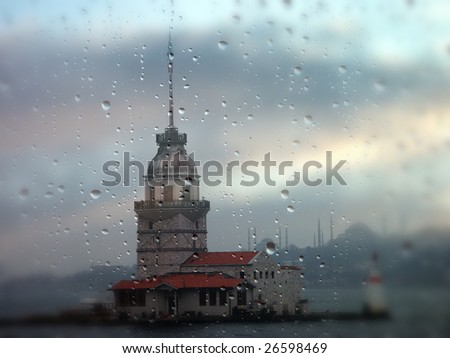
[195,221,199,229]
[149,221,153,229]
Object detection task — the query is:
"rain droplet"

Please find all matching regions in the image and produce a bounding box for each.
[218,40,228,50]
[304,114,313,125]
[90,189,101,199]
[293,66,302,76]
[192,234,198,241]
[178,107,185,114]
[57,185,65,193]
[75,94,81,102]
[19,188,29,200]
[101,100,111,111]
[44,191,54,199]
[338,65,347,74]
[234,150,240,156]
[298,255,304,262]
[287,205,295,213]
[292,139,300,146]
[280,189,289,199]
[374,79,386,92]
[101,228,109,235]
[265,241,276,255]
[319,262,325,268]
[247,114,254,120]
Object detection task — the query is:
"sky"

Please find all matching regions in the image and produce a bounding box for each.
[1,0,450,279]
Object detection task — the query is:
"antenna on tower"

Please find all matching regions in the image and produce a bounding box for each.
[167,2,175,128]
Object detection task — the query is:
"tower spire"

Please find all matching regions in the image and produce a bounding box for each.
[167,25,175,128]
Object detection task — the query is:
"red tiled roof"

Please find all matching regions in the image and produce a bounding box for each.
[111,272,242,291]
[182,251,259,266]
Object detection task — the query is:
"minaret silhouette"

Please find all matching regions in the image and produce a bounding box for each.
[330,214,334,242]
[285,226,288,251]
[317,218,321,246]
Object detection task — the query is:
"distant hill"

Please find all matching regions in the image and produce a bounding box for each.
[260,223,450,288]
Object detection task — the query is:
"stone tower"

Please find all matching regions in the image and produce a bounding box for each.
[134,28,209,279]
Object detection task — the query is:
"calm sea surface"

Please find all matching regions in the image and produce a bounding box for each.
[1,287,449,337]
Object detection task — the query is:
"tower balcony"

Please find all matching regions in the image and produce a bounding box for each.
[134,199,210,211]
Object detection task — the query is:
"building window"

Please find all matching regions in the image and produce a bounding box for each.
[209,289,217,306]
[239,271,245,279]
[118,290,146,307]
[271,271,274,279]
[265,271,268,279]
[199,290,207,306]
[219,290,227,306]
[195,221,199,229]
[253,271,257,280]
[259,271,263,279]
[149,221,153,229]
[237,289,247,306]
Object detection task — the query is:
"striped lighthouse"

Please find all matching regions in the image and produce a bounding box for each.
[363,252,389,318]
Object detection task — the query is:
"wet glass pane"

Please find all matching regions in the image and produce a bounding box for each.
[1,0,449,337]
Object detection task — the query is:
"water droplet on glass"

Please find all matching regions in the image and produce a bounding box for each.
[90,189,101,199]
[280,189,289,199]
[265,241,276,255]
[75,94,81,102]
[234,150,240,156]
[247,114,254,120]
[374,79,386,92]
[218,40,228,50]
[192,234,198,241]
[101,100,111,111]
[292,139,300,146]
[338,65,347,74]
[304,114,313,125]
[287,205,295,213]
[101,228,109,235]
[178,107,185,114]
[57,185,65,193]
[19,188,29,200]
[319,262,325,268]
[298,255,304,262]
[44,191,54,199]
[293,66,302,76]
